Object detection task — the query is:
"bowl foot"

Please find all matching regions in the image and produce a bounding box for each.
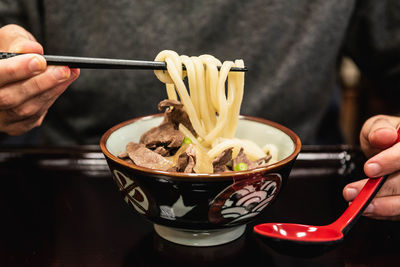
[153,224,246,247]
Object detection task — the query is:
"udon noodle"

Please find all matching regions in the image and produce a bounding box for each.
[154,50,274,161]
[118,50,277,173]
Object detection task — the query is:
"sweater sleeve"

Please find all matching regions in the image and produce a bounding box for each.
[343,0,400,95]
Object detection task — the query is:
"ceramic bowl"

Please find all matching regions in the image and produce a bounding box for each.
[100,114,301,246]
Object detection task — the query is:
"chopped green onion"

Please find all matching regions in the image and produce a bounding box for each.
[182,136,192,144]
[234,162,248,171]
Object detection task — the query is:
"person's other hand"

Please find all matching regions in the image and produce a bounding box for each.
[343,115,400,220]
[0,24,80,136]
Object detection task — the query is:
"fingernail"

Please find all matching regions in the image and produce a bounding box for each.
[363,203,374,214]
[345,188,358,200]
[70,69,79,79]
[52,66,69,81]
[365,163,382,177]
[29,56,45,73]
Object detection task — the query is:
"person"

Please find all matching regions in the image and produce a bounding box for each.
[0,1,399,220]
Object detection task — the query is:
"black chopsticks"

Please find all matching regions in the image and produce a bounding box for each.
[0,52,248,72]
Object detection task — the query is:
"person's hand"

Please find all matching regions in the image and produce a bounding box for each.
[343,115,400,220]
[0,24,80,136]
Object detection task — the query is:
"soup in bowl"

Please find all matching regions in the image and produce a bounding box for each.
[100,114,301,246]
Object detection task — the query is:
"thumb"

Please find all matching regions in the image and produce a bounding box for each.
[360,115,399,158]
[0,24,43,54]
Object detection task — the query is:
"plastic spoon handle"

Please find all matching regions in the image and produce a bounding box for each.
[328,175,387,235]
[330,127,400,234]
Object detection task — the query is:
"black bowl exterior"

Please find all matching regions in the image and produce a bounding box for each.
[104,156,296,230]
[100,114,301,230]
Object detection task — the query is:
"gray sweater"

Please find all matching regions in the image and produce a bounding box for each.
[1,0,400,145]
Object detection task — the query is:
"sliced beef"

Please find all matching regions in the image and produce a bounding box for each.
[139,122,184,155]
[174,144,196,173]
[213,164,229,173]
[212,148,233,173]
[255,154,272,167]
[125,142,173,171]
[139,99,198,156]
[117,151,134,164]
[117,151,129,159]
[158,99,197,136]
[232,148,257,170]
[158,99,182,111]
[153,146,169,157]
[232,148,273,170]
[176,152,196,173]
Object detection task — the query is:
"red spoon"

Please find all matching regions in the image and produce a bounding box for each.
[254,128,400,248]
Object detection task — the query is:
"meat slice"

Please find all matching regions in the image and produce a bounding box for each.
[255,154,272,167]
[125,142,173,171]
[232,148,273,170]
[232,148,257,170]
[176,152,196,173]
[158,99,197,136]
[153,146,169,157]
[139,122,184,153]
[173,144,197,173]
[212,148,233,173]
[139,99,198,156]
[167,144,214,173]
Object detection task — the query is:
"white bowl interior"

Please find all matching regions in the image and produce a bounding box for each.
[106,116,295,162]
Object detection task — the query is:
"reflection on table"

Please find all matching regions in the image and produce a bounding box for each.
[0,145,399,266]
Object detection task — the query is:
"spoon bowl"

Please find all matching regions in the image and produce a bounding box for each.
[255,223,343,243]
[254,128,400,251]
[254,175,387,246]
[253,175,387,257]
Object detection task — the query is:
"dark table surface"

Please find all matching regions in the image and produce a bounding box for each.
[0,145,399,267]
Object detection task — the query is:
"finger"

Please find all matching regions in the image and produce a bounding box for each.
[0,65,72,110]
[363,216,400,221]
[343,178,368,202]
[343,173,400,201]
[8,37,43,54]
[0,54,47,87]
[364,143,400,177]
[0,24,43,54]
[29,70,79,115]
[362,214,400,221]
[360,115,399,158]
[1,72,79,136]
[2,111,47,137]
[0,24,36,43]
[362,195,400,218]
[4,70,78,124]
[373,173,400,197]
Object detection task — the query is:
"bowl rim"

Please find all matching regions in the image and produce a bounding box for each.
[100,113,302,181]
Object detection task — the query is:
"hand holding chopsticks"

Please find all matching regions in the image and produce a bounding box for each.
[0,52,248,72]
